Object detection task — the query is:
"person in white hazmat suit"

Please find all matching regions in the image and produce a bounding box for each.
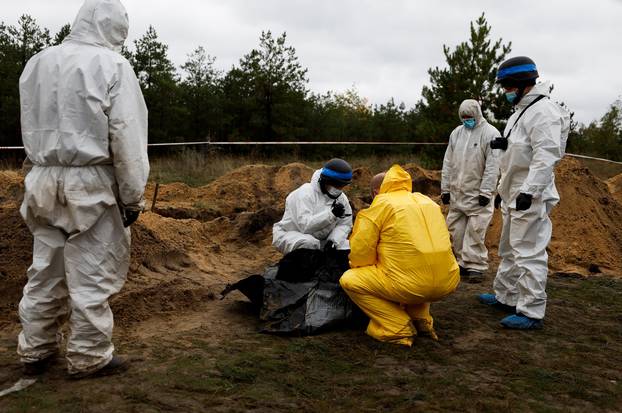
[273,159,353,255]
[441,99,500,283]
[479,56,570,330]
[18,0,149,377]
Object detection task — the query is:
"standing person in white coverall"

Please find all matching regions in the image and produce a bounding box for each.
[441,99,500,283]
[479,56,570,330]
[18,0,149,378]
[273,159,353,255]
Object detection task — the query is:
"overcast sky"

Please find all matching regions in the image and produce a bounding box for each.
[3,0,622,124]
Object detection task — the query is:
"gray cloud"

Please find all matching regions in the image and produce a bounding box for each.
[3,0,622,124]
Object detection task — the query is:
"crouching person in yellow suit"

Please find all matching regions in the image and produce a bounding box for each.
[340,165,460,346]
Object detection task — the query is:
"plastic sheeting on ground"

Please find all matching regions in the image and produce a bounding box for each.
[221,249,366,335]
[0,378,37,398]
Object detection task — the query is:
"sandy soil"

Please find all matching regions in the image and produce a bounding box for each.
[607,172,622,204]
[1,157,622,331]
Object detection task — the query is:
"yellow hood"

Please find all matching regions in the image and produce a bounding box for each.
[379,165,412,195]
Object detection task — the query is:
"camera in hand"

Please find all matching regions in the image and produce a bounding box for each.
[490,137,508,150]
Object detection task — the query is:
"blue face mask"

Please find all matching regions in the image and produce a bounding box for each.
[505,91,518,104]
[463,118,476,129]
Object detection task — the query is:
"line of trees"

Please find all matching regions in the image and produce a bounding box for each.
[0,13,620,160]
[566,100,622,161]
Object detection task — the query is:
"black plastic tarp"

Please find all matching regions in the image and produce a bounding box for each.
[221,249,366,335]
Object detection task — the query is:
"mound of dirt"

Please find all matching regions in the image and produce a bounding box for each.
[0,202,280,327]
[351,167,373,189]
[607,173,622,204]
[484,157,622,276]
[350,164,441,200]
[115,210,281,326]
[148,163,314,220]
[1,157,621,329]
[0,171,24,205]
[0,203,31,324]
[403,163,442,196]
[0,170,30,323]
[548,158,622,275]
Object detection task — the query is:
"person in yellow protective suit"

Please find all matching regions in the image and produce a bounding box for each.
[340,165,460,346]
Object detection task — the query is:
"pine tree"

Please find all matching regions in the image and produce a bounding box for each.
[9,15,51,67]
[223,31,309,140]
[308,87,373,141]
[572,101,622,161]
[417,13,512,141]
[53,23,71,46]
[130,26,182,142]
[0,15,51,146]
[131,26,176,90]
[180,46,223,139]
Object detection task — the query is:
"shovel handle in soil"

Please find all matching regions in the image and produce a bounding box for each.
[151,183,160,211]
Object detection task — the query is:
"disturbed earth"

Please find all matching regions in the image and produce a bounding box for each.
[1,159,622,327]
[2,157,621,329]
[0,158,621,411]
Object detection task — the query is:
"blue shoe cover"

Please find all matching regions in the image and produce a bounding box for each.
[501,314,543,330]
[478,293,516,312]
[478,293,498,305]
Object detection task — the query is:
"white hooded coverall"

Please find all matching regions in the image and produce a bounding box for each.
[441,100,500,272]
[18,0,149,374]
[272,170,353,255]
[494,81,570,320]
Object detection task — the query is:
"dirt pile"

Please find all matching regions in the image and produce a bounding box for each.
[0,170,29,323]
[112,211,281,326]
[484,157,622,276]
[351,167,373,189]
[0,204,31,324]
[349,165,441,207]
[147,163,314,220]
[548,158,622,275]
[0,171,23,205]
[0,168,286,326]
[403,163,442,196]
[607,172,622,204]
[1,157,622,328]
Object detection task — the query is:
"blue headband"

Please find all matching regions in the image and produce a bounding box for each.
[321,167,352,181]
[497,64,537,79]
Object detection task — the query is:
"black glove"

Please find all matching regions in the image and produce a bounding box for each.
[441,193,450,205]
[490,137,508,150]
[122,209,140,227]
[478,195,490,207]
[494,194,502,209]
[324,240,336,252]
[331,201,346,218]
[515,193,533,211]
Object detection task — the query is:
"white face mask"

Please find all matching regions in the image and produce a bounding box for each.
[327,187,343,198]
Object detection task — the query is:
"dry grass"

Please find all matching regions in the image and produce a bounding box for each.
[4,150,621,184]
[2,148,438,186]
[148,148,440,187]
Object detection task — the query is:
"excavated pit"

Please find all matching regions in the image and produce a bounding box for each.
[1,158,621,329]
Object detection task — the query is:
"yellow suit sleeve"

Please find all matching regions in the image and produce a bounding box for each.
[349,213,380,268]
